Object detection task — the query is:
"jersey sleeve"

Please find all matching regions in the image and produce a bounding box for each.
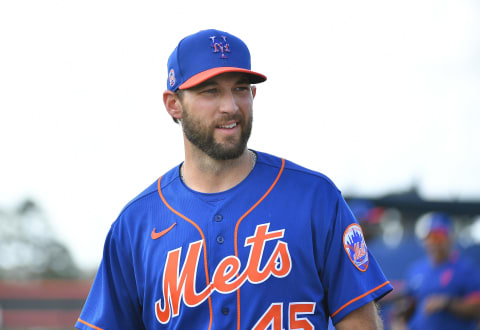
[320,193,393,324]
[76,220,144,330]
[459,259,480,302]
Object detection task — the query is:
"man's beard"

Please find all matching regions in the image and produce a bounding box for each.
[181,107,252,161]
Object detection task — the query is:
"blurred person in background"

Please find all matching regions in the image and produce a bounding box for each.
[347,199,384,243]
[392,212,480,330]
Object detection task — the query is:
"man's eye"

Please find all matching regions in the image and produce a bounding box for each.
[235,86,250,92]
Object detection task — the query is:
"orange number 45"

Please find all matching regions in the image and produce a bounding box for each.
[252,302,316,330]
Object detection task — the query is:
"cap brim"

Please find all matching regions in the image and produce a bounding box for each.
[179,67,267,90]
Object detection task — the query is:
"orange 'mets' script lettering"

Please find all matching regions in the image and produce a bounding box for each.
[151,223,177,240]
[154,223,292,324]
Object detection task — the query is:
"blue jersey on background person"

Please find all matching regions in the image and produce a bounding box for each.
[405,212,480,330]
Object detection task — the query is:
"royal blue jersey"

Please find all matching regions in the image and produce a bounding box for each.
[76,151,392,329]
[406,253,480,330]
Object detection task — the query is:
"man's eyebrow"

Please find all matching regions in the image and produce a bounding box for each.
[192,80,218,90]
[236,77,251,84]
[231,73,252,84]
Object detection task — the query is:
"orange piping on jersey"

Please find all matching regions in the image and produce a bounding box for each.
[234,158,285,330]
[330,281,391,318]
[77,318,104,330]
[157,177,213,330]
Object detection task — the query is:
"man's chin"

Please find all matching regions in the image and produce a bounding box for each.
[207,144,246,161]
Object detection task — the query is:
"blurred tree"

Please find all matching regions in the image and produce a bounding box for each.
[0,199,80,279]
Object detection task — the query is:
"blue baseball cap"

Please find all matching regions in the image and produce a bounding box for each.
[348,199,384,224]
[166,29,267,91]
[424,212,453,237]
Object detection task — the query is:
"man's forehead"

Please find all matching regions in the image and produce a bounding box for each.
[190,73,251,89]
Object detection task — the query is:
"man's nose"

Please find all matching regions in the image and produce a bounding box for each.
[219,91,239,114]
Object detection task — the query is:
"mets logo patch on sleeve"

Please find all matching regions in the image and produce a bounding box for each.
[343,223,369,272]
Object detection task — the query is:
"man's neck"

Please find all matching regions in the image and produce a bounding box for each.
[181,149,256,193]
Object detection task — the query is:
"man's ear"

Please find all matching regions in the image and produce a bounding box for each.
[251,85,257,99]
[163,90,182,122]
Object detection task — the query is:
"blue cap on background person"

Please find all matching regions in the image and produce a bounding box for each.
[419,212,453,240]
[348,199,384,225]
[166,29,267,91]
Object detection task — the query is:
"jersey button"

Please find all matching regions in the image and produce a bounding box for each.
[221,307,229,315]
[214,214,223,222]
[216,235,224,244]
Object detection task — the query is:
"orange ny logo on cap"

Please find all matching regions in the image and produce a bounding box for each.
[210,35,230,58]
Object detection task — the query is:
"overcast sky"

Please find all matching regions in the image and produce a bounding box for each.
[1,0,479,270]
